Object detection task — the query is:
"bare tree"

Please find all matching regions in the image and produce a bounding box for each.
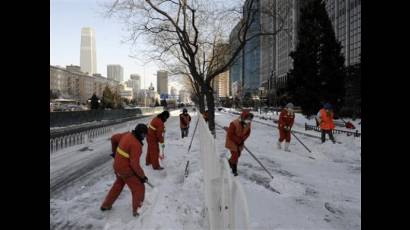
[105,0,291,135]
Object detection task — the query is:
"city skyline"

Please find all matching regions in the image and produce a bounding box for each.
[50,0,179,90]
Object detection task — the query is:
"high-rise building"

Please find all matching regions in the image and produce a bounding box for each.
[212,70,230,98]
[80,27,97,75]
[229,0,276,96]
[242,0,261,95]
[130,74,141,90]
[170,86,177,98]
[274,0,312,88]
[273,0,359,87]
[259,0,276,92]
[229,22,243,97]
[126,74,141,99]
[157,70,168,96]
[325,0,361,66]
[228,0,360,103]
[107,65,124,83]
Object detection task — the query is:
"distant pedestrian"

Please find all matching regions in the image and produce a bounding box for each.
[180,108,192,138]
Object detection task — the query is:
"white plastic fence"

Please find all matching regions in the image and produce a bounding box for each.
[49,121,130,154]
[198,115,250,230]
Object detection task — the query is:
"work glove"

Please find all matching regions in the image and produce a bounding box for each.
[110,152,115,158]
[284,126,291,131]
[140,176,148,183]
[160,143,165,149]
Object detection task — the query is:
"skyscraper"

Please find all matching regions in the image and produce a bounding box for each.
[229,21,243,96]
[130,74,141,91]
[242,0,261,94]
[325,0,361,66]
[80,27,97,75]
[107,65,124,83]
[229,0,276,96]
[274,0,311,87]
[157,70,168,96]
[213,70,230,98]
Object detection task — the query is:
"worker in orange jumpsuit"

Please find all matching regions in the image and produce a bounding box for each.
[277,103,295,152]
[101,124,149,217]
[225,110,253,176]
[317,103,336,143]
[180,108,192,138]
[146,111,170,170]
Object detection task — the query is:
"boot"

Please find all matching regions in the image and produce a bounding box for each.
[228,160,233,170]
[100,206,112,211]
[277,141,282,150]
[284,142,290,152]
[232,164,238,176]
[133,209,140,217]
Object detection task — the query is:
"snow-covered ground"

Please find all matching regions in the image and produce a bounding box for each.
[50,109,360,229]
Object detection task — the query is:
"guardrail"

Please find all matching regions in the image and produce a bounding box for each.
[50,122,129,154]
[305,123,361,137]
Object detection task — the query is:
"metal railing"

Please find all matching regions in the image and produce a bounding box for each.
[50,122,129,154]
[305,123,361,137]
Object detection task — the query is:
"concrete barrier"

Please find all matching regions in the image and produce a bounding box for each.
[50,107,163,127]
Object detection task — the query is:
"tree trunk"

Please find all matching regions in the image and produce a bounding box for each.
[205,86,216,137]
[198,92,205,113]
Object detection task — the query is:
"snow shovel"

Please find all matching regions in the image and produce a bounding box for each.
[184,116,200,179]
[290,131,312,153]
[243,145,274,180]
[290,131,316,159]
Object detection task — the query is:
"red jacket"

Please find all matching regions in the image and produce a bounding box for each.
[179,113,191,128]
[148,117,165,144]
[225,119,251,152]
[278,108,295,130]
[111,132,145,179]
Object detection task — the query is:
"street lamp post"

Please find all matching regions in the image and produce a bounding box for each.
[258,87,264,114]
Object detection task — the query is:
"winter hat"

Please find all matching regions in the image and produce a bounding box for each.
[133,124,148,135]
[324,103,332,110]
[286,103,294,109]
[183,108,188,113]
[160,111,170,119]
[240,109,253,120]
[132,123,148,141]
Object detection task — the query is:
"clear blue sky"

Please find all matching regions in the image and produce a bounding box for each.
[50,0,165,89]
